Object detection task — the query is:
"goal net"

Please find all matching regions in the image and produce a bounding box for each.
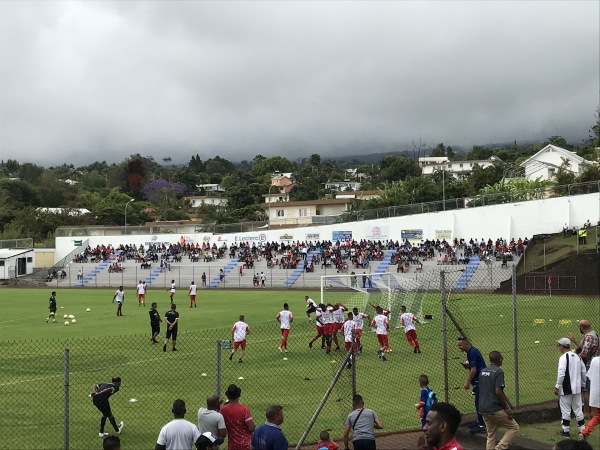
[320,272,426,328]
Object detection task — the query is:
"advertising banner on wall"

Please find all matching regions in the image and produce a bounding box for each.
[332,231,353,242]
[435,230,453,240]
[401,229,423,241]
[365,225,389,240]
[306,233,320,241]
[234,233,267,242]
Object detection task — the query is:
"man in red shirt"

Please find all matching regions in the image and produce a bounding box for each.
[422,402,463,450]
[220,384,255,450]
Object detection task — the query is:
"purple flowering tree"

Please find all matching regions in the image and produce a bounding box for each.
[143,179,187,203]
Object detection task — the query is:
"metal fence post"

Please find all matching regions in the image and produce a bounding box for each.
[64,348,70,450]
[351,330,357,397]
[440,271,449,403]
[216,340,221,396]
[512,266,520,408]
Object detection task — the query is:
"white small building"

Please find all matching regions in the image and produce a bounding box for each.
[196,184,225,194]
[324,180,362,191]
[185,196,229,208]
[519,144,593,181]
[0,248,35,279]
[419,156,501,177]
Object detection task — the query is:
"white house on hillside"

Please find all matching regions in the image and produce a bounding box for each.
[419,156,502,177]
[184,196,228,208]
[519,145,592,181]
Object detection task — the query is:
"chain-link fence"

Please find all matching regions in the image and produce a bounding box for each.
[2,265,598,449]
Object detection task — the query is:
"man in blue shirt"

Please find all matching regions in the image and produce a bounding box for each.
[251,405,288,450]
[457,336,487,433]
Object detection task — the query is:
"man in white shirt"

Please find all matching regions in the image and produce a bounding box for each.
[555,337,587,437]
[332,303,347,351]
[582,356,600,439]
[113,286,125,317]
[276,303,293,352]
[371,306,389,361]
[137,280,146,307]
[400,305,422,354]
[168,280,176,304]
[156,399,203,450]
[189,281,198,308]
[197,395,227,440]
[230,315,250,363]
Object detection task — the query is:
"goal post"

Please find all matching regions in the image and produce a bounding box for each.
[320,273,391,312]
[320,272,426,328]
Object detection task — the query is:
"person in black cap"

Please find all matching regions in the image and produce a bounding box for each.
[91,376,124,438]
[196,431,225,450]
[220,384,255,450]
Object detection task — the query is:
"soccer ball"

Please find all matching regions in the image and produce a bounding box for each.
[63,314,68,319]
[86,308,91,312]
[71,319,76,324]
[68,314,75,319]
[64,321,70,326]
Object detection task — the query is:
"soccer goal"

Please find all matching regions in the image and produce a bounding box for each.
[320,272,426,328]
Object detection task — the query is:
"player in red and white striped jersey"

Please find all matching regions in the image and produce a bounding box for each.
[351,307,369,354]
[332,303,347,351]
[400,305,422,353]
[343,312,357,368]
[229,315,250,363]
[371,306,389,361]
[276,303,293,352]
[308,306,325,349]
[320,304,335,354]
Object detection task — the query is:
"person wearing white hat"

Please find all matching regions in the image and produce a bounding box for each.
[555,338,587,438]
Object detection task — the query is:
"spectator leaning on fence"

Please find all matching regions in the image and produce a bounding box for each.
[343,394,384,450]
[155,399,201,450]
[197,395,227,440]
[568,320,600,418]
[478,351,519,450]
[555,338,587,438]
[422,402,463,450]
[456,335,486,433]
[250,404,288,450]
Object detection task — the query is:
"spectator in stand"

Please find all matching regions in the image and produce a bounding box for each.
[422,402,463,450]
[250,404,288,450]
[155,399,201,450]
[220,384,255,450]
[197,395,227,440]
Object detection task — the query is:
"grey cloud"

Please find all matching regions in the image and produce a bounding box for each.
[0,1,598,166]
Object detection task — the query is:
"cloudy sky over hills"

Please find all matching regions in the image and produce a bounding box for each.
[0,1,598,166]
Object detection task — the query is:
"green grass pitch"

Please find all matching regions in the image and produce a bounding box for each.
[0,287,595,449]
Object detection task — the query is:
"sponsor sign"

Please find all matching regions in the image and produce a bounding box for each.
[365,225,389,240]
[279,234,294,241]
[216,236,227,242]
[202,236,211,242]
[234,233,267,242]
[73,240,82,247]
[332,231,352,242]
[306,233,320,241]
[401,229,423,240]
[435,230,453,240]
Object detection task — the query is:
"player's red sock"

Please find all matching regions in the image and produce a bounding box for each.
[415,340,420,351]
[333,335,339,347]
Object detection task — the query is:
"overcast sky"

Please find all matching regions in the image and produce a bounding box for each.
[0,1,598,167]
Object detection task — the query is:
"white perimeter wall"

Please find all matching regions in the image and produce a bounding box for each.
[54,193,600,265]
